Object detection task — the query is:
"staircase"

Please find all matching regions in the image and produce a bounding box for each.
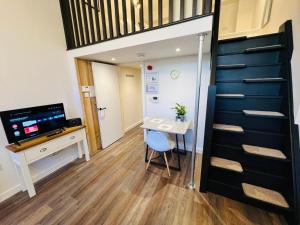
[200,20,300,225]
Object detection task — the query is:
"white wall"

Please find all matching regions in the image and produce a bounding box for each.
[143,54,211,152]
[0,1,80,202]
[253,0,300,124]
[118,67,143,132]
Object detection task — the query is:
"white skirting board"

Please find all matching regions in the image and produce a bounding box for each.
[124,120,143,132]
[0,154,78,203]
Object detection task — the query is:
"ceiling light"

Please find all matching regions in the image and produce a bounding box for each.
[111,57,116,61]
[176,48,181,52]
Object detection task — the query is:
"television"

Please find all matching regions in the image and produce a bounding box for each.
[0,103,66,144]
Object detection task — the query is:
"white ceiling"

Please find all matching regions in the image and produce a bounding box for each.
[80,33,212,67]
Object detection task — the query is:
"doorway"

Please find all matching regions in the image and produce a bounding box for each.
[76,59,143,153]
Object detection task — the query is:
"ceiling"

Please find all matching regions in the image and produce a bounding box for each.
[80,33,212,68]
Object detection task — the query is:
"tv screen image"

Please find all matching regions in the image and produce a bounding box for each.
[0,103,66,144]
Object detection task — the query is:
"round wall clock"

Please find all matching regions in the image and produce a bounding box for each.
[170,69,180,80]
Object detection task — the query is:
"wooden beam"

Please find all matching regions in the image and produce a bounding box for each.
[158,0,163,26]
[169,0,173,23]
[99,0,107,39]
[93,0,101,41]
[122,0,128,34]
[70,0,80,46]
[87,0,95,43]
[148,0,153,28]
[107,0,114,38]
[114,0,121,36]
[131,1,136,32]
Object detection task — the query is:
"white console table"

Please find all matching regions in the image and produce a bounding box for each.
[6,126,90,198]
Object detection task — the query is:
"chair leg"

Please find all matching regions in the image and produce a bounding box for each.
[163,152,171,176]
[146,150,155,170]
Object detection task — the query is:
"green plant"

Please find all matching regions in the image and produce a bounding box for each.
[172,103,186,116]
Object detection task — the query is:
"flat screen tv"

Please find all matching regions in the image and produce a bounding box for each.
[0,103,66,144]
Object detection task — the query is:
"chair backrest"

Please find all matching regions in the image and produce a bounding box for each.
[146,131,170,152]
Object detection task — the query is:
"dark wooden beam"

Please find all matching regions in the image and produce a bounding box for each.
[169,0,173,23]
[93,0,101,41]
[122,0,128,34]
[202,0,212,15]
[59,0,75,49]
[99,0,107,39]
[131,1,136,33]
[81,0,90,44]
[192,0,197,16]
[158,0,163,26]
[148,0,153,28]
[75,0,84,45]
[70,0,80,46]
[107,0,114,38]
[87,0,95,43]
[139,0,144,30]
[114,0,121,36]
[180,0,184,20]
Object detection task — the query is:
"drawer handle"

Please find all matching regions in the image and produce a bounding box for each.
[70,136,76,140]
[40,147,47,152]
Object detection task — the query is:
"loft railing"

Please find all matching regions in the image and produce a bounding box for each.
[59,0,214,50]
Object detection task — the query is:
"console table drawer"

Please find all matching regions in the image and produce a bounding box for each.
[24,130,84,163]
[24,141,58,163]
[59,130,83,147]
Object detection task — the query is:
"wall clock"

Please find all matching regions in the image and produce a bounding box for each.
[170,69,180,80]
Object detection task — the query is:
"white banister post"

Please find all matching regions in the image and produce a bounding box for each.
[187,33,206,189]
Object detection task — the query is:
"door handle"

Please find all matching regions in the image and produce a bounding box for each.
[98,107,107,111]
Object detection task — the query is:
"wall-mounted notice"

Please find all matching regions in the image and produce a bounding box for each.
[145,72,159,94]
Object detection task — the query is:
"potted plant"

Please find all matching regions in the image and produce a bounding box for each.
[172,103,187,122]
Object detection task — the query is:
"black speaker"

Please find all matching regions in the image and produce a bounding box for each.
[66,118,82,127]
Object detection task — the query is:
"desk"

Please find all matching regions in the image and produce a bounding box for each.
[5,126,89,198]
[141,117,191,170]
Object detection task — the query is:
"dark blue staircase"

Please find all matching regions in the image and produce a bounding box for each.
[200,21,300,225]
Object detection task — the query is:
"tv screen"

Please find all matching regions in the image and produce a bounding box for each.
[0,103,66,144]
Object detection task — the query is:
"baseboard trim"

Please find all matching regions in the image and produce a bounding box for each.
[0,184,22,203]
[0,154,78,203]
[124,120,143,132]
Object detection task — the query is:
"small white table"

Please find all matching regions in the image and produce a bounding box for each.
[6,126,90,198]
[141,117,191,170]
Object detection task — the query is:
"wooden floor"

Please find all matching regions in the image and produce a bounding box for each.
[0,127,287,225]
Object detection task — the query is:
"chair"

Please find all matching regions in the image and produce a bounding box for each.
[145,131,176,176]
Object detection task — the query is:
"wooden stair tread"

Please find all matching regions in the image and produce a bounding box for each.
[242,144,287,159]
[243,110,285,117]
[217,64,246,69]
[216,94,245,98]
[213,123,244,133]
[211,157,243,172]
[245,44,283,53]
[242,183,289,208]
[243,77,286,83]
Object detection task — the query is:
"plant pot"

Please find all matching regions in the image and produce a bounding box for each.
[176,115,185,122]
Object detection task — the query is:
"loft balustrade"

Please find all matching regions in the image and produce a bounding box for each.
[59,0,214,49]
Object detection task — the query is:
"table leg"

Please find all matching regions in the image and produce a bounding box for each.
[19,154,36,197]
[145,144,149,162]
[77,142,83,159]
[183,134,187,155]
[176,134,181,170]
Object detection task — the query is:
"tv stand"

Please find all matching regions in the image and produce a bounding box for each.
[5,126,89,198]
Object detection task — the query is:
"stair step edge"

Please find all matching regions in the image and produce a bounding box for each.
[243,110,285,118]
[242,144,287,159]
[242,183,290,209]
[211,157,243,173]
[213,124,244,133]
